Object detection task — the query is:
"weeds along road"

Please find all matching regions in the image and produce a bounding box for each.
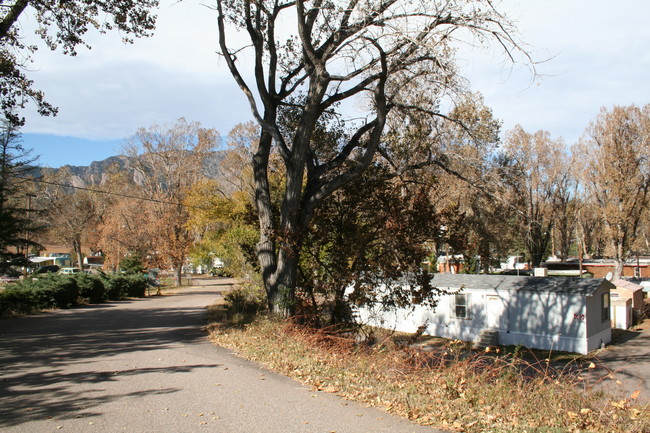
[0,277,442,433]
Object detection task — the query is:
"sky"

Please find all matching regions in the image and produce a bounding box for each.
[14,0,650,168]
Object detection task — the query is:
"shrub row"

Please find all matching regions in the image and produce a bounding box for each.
[0,273,149,316]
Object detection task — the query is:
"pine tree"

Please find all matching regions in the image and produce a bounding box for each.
[0,121,41,274]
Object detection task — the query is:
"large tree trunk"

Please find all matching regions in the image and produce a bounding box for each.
[479,240,491,273]
[258,214,303,316]
[612,241,625,280]
[72,237,83,271]
[612,259,624,280]
[252,128,282,314]
[254,79,329,316]
[173,264,182,287]
[527,221,550,269]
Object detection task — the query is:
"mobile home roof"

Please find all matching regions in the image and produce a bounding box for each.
[431,274,610,296]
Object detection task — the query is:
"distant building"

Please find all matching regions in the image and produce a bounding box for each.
[29,254,72,268]
[83,256,105,270]
[582,259,650,278]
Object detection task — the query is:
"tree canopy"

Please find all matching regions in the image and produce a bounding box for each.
[115,118,219,286]
[215,0,530,314]
[574,104,650,278]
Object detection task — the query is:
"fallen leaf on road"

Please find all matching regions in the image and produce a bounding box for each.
[630,390,641,400]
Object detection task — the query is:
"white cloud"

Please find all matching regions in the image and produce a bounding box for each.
[16,0,650,149]
[20,0,252,139]
[460,0,650,144]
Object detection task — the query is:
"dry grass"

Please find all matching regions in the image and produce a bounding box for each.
[207,305,649,433]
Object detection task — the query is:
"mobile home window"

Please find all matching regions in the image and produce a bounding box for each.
[452,294,469,319]
[602,293,610,322]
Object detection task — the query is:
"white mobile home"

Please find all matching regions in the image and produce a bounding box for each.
[356,274,614,354]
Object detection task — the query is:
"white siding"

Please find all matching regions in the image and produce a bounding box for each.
[355,282,603,354]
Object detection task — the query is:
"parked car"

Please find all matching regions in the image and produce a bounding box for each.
[209,266,231,277]
[59,267,81,275]
[36,265,60,274]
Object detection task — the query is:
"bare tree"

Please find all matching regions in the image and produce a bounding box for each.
[215,0,530,314]
[423,93,512,272]
[501,126,570,268]
[40,168,100,270]
[574,104,650,279]
[95,171,154,272]
[574,199,606,259]
[124,118,219,286]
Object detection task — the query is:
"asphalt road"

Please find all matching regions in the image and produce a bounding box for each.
[587,322,650,402]
[0,278,441,433]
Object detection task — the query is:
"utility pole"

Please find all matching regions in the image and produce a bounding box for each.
[24,193,36,258]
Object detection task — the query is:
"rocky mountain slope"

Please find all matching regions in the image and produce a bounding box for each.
[34,151,226,186]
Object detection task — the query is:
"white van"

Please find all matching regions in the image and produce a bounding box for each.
[59,267,81,275]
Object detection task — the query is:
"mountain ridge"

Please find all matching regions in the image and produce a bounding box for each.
[36,151,226,186]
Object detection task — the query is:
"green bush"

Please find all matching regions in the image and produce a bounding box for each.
[100,274,147,299]
[0,272,151,316]
[0,274,80,314]
[31,275,80,309]
[47,279,79,308]
[0,287,37,315]
[119,254,144,274]
[123,274,148,297]
[224,284,266,316]
[101,274,129,300]
[74,274,106,303]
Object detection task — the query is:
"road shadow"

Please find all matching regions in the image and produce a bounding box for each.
[0,365,217,427]
[580,329,650,401]
[0,288,225,426]
[610,327,644,344]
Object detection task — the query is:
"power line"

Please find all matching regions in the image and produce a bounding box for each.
[24,177,211,210]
